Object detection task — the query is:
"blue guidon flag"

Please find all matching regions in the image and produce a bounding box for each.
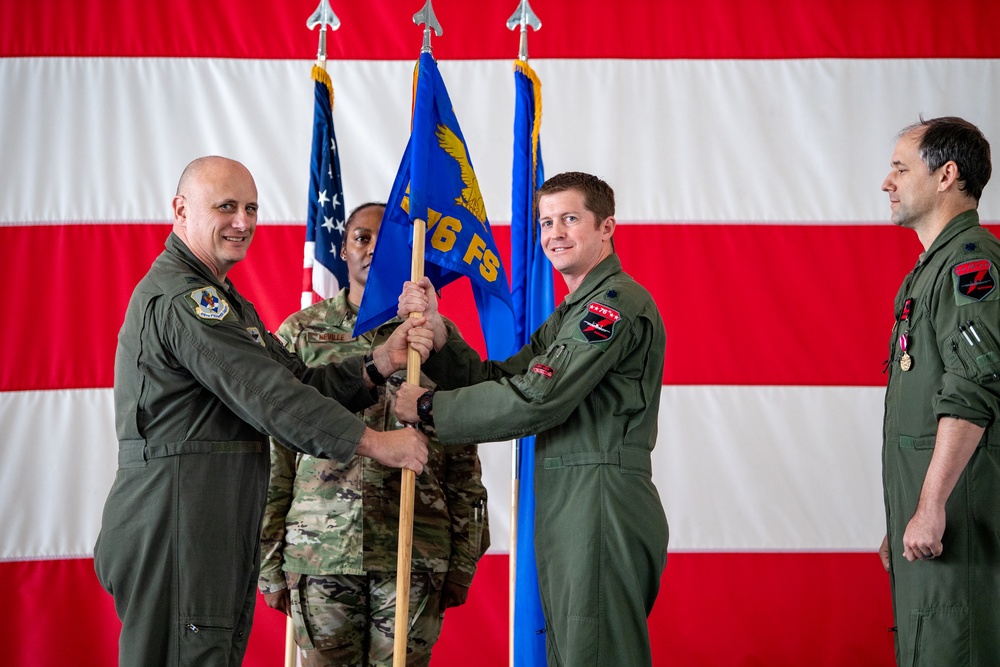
[511,58,552,667]
[355,52,517,359]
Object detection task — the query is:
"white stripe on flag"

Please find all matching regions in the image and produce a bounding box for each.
[0,385,884,561]
[3,58,999,226]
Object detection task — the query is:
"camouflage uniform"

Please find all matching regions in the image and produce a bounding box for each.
[260,289,489,666]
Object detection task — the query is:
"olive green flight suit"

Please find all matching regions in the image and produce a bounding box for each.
[94,233,373,667]
[883,211,1000,666]
[423,254,669,666]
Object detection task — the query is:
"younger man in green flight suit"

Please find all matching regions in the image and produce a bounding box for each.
[395,172,669,666]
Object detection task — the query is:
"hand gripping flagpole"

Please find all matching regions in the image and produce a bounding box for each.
[393,7,441,666]
[288,9,342,667]
[507,2,541,665]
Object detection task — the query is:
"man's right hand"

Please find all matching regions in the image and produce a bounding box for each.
[356,427,429,474]
[878,533,890,572]
[398,278,448,351]
[263,589,291,616]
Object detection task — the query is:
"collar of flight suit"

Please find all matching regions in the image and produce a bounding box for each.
[165,231,236,296]
[562,253,624,307]
[919,209,982,266]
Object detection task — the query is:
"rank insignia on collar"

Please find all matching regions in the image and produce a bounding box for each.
[246,327,265,347]
[954,259,996,301]
[190,287,230,320]
[579,302,621,343]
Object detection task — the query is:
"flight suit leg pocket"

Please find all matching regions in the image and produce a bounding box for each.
[178,619,236,666]
[906,606,969,667]
[563,614,599,666]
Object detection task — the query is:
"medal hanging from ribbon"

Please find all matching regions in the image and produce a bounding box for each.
[899,333,912,371]
[899,298,914,371]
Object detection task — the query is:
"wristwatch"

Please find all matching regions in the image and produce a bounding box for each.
[363,352,388,386]
[416,390,436,426]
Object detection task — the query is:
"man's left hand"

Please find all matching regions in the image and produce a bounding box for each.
[395,382,426,424]
[902,505,945,562]
[377,317,433,376]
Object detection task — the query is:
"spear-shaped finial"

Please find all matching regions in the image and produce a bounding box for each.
[506,0,541,61]
[307,0,341,67]
[413,0,442,54]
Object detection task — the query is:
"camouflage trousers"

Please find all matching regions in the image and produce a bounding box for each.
[287,571,446,667]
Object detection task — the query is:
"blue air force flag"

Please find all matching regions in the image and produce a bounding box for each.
[511,58,553,667]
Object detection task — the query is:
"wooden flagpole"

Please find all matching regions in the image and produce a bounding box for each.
[393,4,440,665]
[393,218,426,664]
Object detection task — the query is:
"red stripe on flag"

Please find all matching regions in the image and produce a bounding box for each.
[1,553,893,666]
[1,222,935,391]
[2,0,999,60]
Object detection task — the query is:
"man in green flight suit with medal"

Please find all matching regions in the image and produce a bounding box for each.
[395,172,669,666]
[879,117,1000,665]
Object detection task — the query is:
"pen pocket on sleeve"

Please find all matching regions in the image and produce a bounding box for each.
[511,343,574,402]
[946,316,1000,383]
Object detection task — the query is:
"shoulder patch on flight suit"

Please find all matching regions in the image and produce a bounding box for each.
[952,259,997,304]
[190,286,230,320]
[246,327,266,347]
[578,302,621,343]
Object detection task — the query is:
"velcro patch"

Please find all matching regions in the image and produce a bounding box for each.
[531,363,555,378]
[190,287,230,320]
[579,302,621,343]
[247,327,265,347]
[307,332,353,342]
[954,259,996,301]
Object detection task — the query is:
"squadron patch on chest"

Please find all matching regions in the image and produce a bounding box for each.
[953,259,996,301]
[578,302,621,343]
[190,287,230,320]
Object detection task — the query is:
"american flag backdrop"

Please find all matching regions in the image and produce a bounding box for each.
[2,1,1000,666]
[303,65,348,308]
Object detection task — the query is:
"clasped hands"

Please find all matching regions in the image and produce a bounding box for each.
[389,278,446,424]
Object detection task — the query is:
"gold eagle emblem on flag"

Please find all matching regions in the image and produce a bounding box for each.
[436,124,487,224]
